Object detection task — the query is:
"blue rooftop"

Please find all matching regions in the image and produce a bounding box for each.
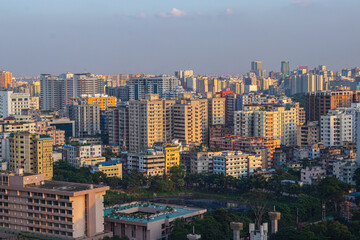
[104,202,203,223]
[37,137,53,141]
[98,161,119,166]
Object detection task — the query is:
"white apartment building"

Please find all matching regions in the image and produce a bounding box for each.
[234,106,298,146]
[62,143,102,168]
[0,91,30,117]
[320,110,353,147]
[212,151,262,178]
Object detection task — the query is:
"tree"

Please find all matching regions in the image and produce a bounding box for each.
[318,177,350,213]
[170,166,185,189]
[353,167,360,188]
[241,190,273,230]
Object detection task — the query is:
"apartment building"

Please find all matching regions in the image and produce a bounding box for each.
[320,110,353,147]
[89,162,123,179]
[74,73,105,97]
[208,97,226,126]
[212,151,262,178]
[127,75,179,100]
[127,151,165,176]
[128,94,175,152]
[0,70,12,88]
[234,105,299,146]
[8,132,53,180]
[106,104,129,150]
[62,142,103,168]
[0,170,110,239]
[36,121,65,146]
[0,91,30,117]
[306,90,360,122]
[172,98,208,146]
[68,99,101,137]
[209,136,280,169]
[296,121,320,147]
[70,94,116,110]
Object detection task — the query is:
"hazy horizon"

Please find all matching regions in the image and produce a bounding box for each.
[1,0,360,76]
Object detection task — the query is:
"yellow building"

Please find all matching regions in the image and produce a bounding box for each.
[80,156,106,167]
[8,132,53,180]
[70,94,117,110]
[164,145,180,173]
[30,81,41,96]
[97,162,122,178]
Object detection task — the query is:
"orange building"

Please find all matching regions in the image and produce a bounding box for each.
[0,71,12,88]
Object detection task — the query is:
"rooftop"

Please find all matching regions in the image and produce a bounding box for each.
[105,202,205,223]
[34,181,104,192]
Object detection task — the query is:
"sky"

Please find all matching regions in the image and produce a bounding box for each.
[0,0,360,76]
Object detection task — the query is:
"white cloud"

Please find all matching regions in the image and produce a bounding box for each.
[158,8,186,18]
[292,0,312,7]
[225,8,234,15]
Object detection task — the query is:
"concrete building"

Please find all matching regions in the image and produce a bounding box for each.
[90,161,123,179]
[74,73,105,97]
[306,90,360,122]
[127,151,165,176]
[29,96,39,110]
[68,98,101,137]
[172,98,208,146]
[296,121,320,147]
[320,110,353,147]
[0,70,12,88]
[36,121,65,146]
[212,151,262,178]
[234,105,299,146]
[209,136,280,169]
[104,202,206,240]
[0,170,110,239]
[40,74,72,111]
[0,91,30,117]
[128,95,175,152]
[8,132,53,180]
[70,94,116,111]
[62,142,103,168]
[48,118,75,138]
[208,97,226,126]
[300,166,326,184]
[107,104,129,150]
[127,75,179,100]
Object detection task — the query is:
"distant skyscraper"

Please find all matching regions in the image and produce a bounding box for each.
[251,61,262,72]
[281,61,290,75]
[127,75,179,100]
[0,70,12,88]
[74,73,105,97]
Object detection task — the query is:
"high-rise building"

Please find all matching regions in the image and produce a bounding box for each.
[127,75,179,100]
[0,90,30,117]
[8,132,53,180]
[208,97,226,126]
[70,94,116,111]
[0,70,12,88]
[107,103,129,150]
[172,98,208,145]
[234,106,300,146]
[281,61,290,75]
[68,99,101,137]
[0,170,110,239]
[74,73,105,97]
[40,74,68,110]
[320,109,353,147]
[305,90,360,122]
[296,121,320,147]
[128,94,175,152]
[63,142,103,168]
[251,61,262,72]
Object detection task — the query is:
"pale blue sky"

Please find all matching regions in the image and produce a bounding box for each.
[0,0,359,76]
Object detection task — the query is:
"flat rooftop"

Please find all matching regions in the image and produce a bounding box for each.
[105,202,206,223]
[32,181,104,192]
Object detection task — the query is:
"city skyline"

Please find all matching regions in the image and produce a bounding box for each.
[1,0,360,76]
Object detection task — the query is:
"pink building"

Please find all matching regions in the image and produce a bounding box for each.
[36,121,65,146]
[0,170,111,239]
[300,166,326,184]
